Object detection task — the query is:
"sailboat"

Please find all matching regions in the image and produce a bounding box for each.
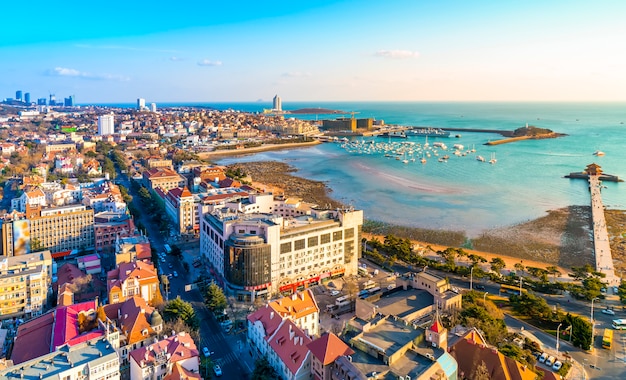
[420,151,427,164]
[489,152,497,164]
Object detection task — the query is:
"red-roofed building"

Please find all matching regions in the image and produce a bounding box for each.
[142,168,186,193]
[55,262,106,305]
[268,289,320,337]
[129,331,199,380]
[307,333,354,380]
[267,319,312,380]
[164,362,202,380]
[107,260,159,305]
[248,304,284,359]
[11,300,106,365]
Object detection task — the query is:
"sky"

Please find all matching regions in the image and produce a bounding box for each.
[2,0,626,104]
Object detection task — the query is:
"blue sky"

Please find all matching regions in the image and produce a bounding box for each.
[2,0,626,104]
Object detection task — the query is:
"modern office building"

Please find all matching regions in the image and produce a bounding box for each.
[24,92,30,104]
[49,94,56,106]
[15,90,23,102]
[150,102,157,112]
[98,113,115,135]
[200,195,363,301]
[64,95,74,107]
[137,98,145,110]
[273,94,282,111]
[37,97,47,106]
[0,250,52,318]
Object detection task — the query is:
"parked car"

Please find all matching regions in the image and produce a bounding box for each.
[602,308,615,315]
[173,271,178,278]
[614,286,619,294]
[538,353,548,363]
[545,356,556,366]
[213,365,222,377]
[330,290,340,296]
[474,285,485,290]
[202,347,211,357]
[552,361,563,371]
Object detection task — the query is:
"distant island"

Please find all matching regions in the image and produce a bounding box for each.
[441,125,566,145]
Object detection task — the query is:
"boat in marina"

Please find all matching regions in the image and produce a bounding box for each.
[593,150,605,156]
[379,131,407,139]
[489,152,497,164]
[476,155,485,162]
[406,127,450,137]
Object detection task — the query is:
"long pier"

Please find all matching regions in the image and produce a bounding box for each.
[588,175,619,285]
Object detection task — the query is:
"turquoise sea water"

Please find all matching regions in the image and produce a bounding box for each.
[106,101,626,237]
[210,102,626,237]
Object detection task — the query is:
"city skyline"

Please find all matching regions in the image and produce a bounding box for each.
[2,0,626,104]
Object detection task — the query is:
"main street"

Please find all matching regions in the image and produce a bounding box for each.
[121,174,249,379]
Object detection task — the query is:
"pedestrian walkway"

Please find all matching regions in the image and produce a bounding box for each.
[588,174,619,285]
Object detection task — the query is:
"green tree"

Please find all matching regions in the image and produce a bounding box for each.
[490,257,506,274]
[163,297,198,330]
[564,313,592,350]
[205,282,228,313]
[509,293,553,321]
[618,281,626,304]
[251,358,278,380]
[546,266,561,281]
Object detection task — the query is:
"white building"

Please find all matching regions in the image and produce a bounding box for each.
[273,94,282,112]
[98,113,115,135]
[199,195,362,301]
[137,98,146,110]
[150,102,157,112]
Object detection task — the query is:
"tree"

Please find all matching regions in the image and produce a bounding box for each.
[514,262,525,274]
[509,293,553,321]
[564,313,592,350]
[163,297,198,331]
[619,281,626,304]
[468,254,487,267]
[251,358,278,380]
[490,257,506,274]
[150,289,164,308]
[205,282,228,313]
[546,266,561,281]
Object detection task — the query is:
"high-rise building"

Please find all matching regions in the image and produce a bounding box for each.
[0,250,52,318]
[15,90,23,102]
[273,94,282,111]
[64,95,74,107]
[137,98,145,110]
[49,94,56,106]
[24,92,31,104]
[98,113,115,135]
[150,102,157,112]
[37,98,47,106]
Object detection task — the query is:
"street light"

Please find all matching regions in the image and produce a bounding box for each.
[483,291,488,303]
[556,323,563,354]
[470,266,474,291]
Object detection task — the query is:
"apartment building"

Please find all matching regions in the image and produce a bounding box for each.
[142,168,186,193]
[162,187,195,235]
[107,261,160,305]
[0,250,52,318]
[28,204,95,253]
[200,193,362,300]
[129,331,199,380]
[0,336,120,380]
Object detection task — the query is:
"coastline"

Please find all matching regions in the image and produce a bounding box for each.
[223,160,626,271]
[198,140,321,159]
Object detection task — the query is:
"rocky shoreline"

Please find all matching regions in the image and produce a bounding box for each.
[226,160,626,270]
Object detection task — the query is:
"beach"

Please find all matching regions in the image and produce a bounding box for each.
[222,158,626,272]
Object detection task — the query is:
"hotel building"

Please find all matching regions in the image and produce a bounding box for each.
[98,113,115,135]
[199,193,363,301]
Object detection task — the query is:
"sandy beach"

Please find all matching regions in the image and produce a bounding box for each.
[197,140,321,159]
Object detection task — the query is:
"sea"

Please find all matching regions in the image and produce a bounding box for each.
[106,101,626,237]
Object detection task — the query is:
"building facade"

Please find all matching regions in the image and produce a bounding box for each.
[200,197,362,300]
[98,113,115,135]
[142,168,186,193]
[0,250,52,318]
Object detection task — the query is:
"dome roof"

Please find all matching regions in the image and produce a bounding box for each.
[150,309,163,327]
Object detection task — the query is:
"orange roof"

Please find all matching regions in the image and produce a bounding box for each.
[165,362,202,380]
[307,333,354,366]
[103,296,157,345]
[129,331,198,367]
[269,289,319,320]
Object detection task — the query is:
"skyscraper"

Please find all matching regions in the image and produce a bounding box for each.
[37,98,47,106]
[15,91,23,102]
[273,95,282,111]
[137,98,145,110]
[24,93,30,104]
[49,94,56,106]
[64,95,74,107]
[150,103,157,112]
[98,113,115,135]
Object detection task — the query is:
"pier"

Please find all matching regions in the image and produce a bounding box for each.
[586,164,619,285]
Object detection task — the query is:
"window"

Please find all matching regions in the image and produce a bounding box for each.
[280,242,292,254]
[294,239,305,250]
[333,231,342,241]
[307,236,318,247]
[320,233,330,244]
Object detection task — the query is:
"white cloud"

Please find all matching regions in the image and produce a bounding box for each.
[47,67,129,81]
[282,71,312,78]
[374,50,420,59]
[170,56,183,61]
[197,59,222,66]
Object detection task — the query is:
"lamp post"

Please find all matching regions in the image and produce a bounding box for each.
[519,276,523,295]
[556,323,563,354]
[591,297,599,345]
[470,266,474,291]
[483,291,488,303]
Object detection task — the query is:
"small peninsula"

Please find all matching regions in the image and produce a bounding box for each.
[484,125,567,145]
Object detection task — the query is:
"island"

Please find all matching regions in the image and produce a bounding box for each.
[484,125,567,145]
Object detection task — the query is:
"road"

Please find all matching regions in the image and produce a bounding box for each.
[121,174,249,379]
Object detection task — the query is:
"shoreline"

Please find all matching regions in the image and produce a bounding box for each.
[198,140,321,158]
[222,159,626,270]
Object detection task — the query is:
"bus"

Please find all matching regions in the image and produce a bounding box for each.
[358,267,369,277]
[602,328,613,349]
[500,284,527,296]
[362,280,376,290]
[164,244,172,254]
[368,287,382,295]
[612,319,626,330]
[335,296,349,305]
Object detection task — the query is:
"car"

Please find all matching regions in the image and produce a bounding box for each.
[614,286,619,294]
[474,285,485,290]
[538,353,548,363]
[552,361,563,371]
[602,308,615,315]
[173,271,178,278]
[601,288,607,293]
[387,284,395,290]
[213,364,222,377]
[545,356,556,366]
[160,258,165,263]
[330,290,340,296]
[202,347,210,357]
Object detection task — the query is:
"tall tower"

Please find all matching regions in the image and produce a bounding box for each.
[150,103,157,112]
[98,113,115,135]
[273,95,282,112]
[49,94,56,106]
[15,91,23,102]
[24,93,31,104]
[137,98,146,110]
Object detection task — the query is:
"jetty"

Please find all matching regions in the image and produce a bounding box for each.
[565,163,622,182]
[572,164,620,284]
